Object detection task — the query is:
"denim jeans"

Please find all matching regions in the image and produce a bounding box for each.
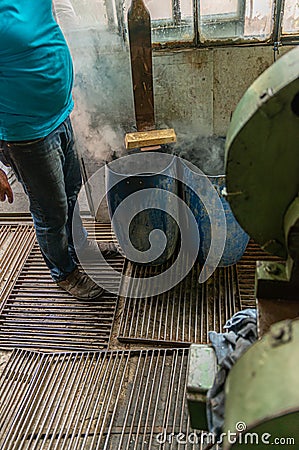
[2,116,87,282]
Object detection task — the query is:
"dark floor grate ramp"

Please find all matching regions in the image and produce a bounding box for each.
[0,223,35,302]
[118,258,241,346]
[0,223,123,352]
[236,240,281,309]
[0,348,215,450]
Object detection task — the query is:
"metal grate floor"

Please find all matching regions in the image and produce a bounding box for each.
[0,223,35,303]
[236,240,281,309]
[0,217,281,450]
[0,222,123,352]
[118,256,241,346]
[0,348,214,450]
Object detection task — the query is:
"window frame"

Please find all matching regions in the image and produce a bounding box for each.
[111,0,299,49]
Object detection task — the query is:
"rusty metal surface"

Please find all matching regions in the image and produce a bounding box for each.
[118,253,241,346]
[0,348,217,450]
[236,240,281,309]
[0,213,33,223]
[257,297,299,337]
[128,0,155,131]
[0,222,123,352]
[0,224,35,304]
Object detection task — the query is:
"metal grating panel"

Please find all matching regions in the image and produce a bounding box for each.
[0,223,123,352]
[118,258,241,346]
[0,348,216,450]
[0,224,35,303]
[236,240,281,309]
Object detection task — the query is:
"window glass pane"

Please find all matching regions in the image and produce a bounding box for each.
[55,0,123,52]
[200,0,239,17]
[282,0,299,35]
[59,0,108,29]
[244,0,273,37]
[199,0,274,42]
[144,0,172,20]
[199,0,241,42]
[180,0,193,17]
[123,0,194,43]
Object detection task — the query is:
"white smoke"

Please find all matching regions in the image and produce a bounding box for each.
[55,0,134,167]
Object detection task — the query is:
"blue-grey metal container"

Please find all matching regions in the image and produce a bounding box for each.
[106,155,179,266]
[181,160,249,267]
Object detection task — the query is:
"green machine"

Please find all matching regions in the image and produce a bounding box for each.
[224,318,299,449]
[223,46,299,448]
[225,46,299,334]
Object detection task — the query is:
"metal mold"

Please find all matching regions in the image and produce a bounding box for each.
[106,156,179,266]
[180,160,249,266]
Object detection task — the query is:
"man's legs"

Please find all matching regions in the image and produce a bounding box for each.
[2,118,103,299]
[58,116,88,259]
[3,123,76,281]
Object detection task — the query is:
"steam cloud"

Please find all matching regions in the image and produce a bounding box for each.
[56,2,135,170]
[172,134,226,175]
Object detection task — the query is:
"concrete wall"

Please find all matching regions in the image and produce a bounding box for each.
[154,45,293,137]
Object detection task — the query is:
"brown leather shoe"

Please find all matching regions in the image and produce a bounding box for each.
[57,268,105,301]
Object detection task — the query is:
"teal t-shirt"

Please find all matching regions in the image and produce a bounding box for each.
[0,1,74,141]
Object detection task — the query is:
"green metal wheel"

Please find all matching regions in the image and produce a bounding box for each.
[225,47,299,259]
